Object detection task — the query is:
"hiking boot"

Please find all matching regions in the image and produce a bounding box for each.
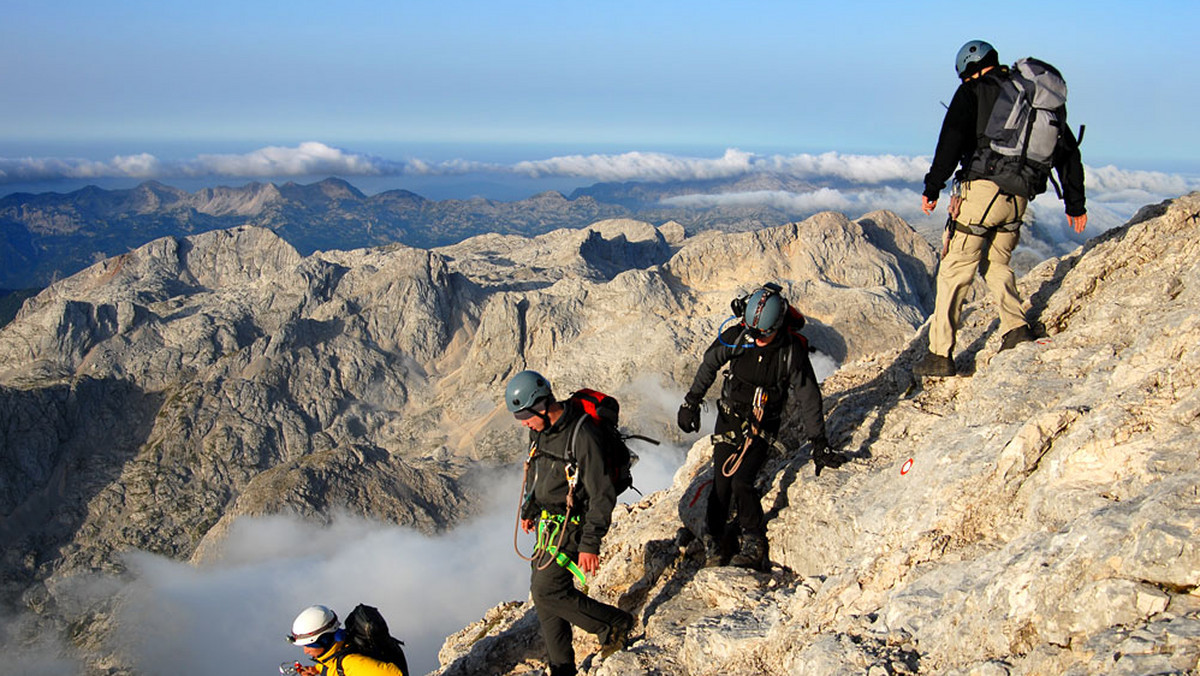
[701,533,723,568]
[913,352,956,377]
[598,614,633,659]
[729,533,768,571]
[999,325,1035,352]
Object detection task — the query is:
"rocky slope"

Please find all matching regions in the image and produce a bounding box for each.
[433,194,1200,675]
[0,208,934,671]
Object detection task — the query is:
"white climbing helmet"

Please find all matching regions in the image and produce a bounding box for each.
[288,605,339,646]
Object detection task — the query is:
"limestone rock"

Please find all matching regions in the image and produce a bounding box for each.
[432,194,1200,675]
[0,210,934,671]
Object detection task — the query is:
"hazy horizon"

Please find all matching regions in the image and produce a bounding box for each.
[4,141,1199,201]
[3,143,1196,267]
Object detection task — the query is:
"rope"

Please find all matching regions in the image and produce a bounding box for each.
[721,387,766,477]
[513,444,537,563]
[512,437,579,574]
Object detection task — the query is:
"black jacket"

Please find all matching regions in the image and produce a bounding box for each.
[685,325,826,442]
[923,66,1086,217]
[520,400,617,555]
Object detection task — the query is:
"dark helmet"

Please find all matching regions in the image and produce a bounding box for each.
[505,370,553,414]
[955,39,997,79]
[743,286,788,338]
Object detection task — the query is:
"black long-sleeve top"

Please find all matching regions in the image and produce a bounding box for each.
[923,67,1086,217]
[685,326,826,441]
[520,400,617,555]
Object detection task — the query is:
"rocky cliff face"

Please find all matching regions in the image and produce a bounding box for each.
[0,208,933,670]
[433,194,1200,675]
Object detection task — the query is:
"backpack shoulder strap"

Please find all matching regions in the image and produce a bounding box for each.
[784,338,794,380]
[566,413,588,465]
[335,652,347,676]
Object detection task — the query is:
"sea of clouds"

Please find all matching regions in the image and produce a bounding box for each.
[2,142,1194,205]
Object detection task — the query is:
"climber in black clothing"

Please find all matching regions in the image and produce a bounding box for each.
[506,370,633,676]
[677,283,835,570]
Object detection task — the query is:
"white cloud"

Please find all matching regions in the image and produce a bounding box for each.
[1083,164,1198,198]
[512,149,930,184]
[185,142,393,177]
[514,148,758,182]
[661,186,928,219]
[0,143,438,183]
[761,152,930,183]
[111,153,163,177]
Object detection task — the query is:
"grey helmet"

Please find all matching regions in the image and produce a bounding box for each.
[505,370,553,414]
[743,286,787,338]
[955,39,996,79]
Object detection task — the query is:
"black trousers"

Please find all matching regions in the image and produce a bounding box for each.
[706,407,779,539]
[530,520,631,673]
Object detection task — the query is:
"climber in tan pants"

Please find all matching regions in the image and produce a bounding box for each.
[927,178,1029,366]
[915,40,1087,377]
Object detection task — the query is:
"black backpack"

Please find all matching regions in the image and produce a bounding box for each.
[335,604,408,676]
[566,389,658,497]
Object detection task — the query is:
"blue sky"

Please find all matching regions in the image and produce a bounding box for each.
[1,0,1198,196]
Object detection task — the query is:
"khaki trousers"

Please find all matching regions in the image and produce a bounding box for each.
[929,180,1028,358]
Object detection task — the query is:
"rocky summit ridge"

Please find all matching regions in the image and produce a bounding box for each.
[434,194,1200,676]
[0,206,935,672]
[2,194,1198,673]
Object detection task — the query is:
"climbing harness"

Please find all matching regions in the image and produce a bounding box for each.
[721,387,766,477]
[712,401,790,456]
[953,180,1022,237]
[536,511,587,589]
[512,437,586,584]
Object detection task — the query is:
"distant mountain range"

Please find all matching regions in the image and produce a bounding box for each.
[0,178,638,289]
[1,175,850,291]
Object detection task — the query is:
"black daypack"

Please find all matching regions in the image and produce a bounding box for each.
[335,604,408,676]
[566,389,658,497]
[965,57,1072,200]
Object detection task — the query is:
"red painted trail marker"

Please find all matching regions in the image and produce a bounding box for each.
[901,458,914,475]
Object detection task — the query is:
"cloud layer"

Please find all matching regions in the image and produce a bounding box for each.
[0,143,406,182]
[2,143,1196,250]
[512,149,930,184]
[5,142,1195,194]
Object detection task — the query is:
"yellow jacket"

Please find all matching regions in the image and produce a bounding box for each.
[312,641,406,676]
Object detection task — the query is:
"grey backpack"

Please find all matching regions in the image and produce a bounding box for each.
[966,57,1071,199]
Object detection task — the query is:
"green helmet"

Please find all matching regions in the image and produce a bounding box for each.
[505,370,553,414]
[955,39,996,79]
[744,286,787,337]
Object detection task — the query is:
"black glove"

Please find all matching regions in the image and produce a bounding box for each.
[677,401,701,433]
[811,436,846,476]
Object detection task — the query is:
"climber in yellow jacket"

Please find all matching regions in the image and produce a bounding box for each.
[287,605,406,676]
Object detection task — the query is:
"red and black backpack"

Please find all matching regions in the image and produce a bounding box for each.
[565,388,658,497]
